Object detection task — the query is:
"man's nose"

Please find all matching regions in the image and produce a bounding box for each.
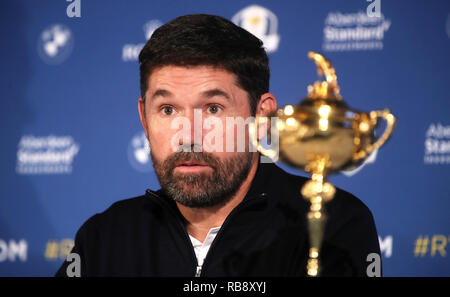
[178,108,203,151]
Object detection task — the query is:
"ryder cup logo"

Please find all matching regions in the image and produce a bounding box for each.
[37,24,74,65]
[232,5,280,53]
[128,131,153,172]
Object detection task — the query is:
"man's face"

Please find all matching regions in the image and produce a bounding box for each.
[139,65,256,208]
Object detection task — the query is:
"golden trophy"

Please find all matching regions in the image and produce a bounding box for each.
[250,52,396,276]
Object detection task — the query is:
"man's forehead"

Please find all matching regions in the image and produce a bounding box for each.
[148,65,238,88]
[144,66,249,106]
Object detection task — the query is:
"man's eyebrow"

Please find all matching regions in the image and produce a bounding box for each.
[149,88,230,101]
[150,89,173,100]
[201,88,231,100]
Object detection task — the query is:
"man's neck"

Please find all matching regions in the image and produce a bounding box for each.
[176,153,259,243]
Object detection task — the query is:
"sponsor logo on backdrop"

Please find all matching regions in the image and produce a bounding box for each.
[44,239,74,261]
[16,135,80,174]
[38,24,74,65]
[424,123,450,164]
[0,239,27,262]
[322,10,391,52]
[128,131,153,172]
[414,234,449,257]
[232,5,280,53]
[122,20,163,62]
[378,235,393,258]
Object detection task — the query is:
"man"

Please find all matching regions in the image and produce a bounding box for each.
[56,14,380,277]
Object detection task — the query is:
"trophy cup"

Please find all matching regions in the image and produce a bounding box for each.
[250,52,396,276]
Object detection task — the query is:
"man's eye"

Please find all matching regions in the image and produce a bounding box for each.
[161,106,174,115]
[206,105,222,114]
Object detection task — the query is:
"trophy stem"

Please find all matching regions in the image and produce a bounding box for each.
[301,154,336,277]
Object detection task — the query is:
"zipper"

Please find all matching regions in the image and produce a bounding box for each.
[146,189,268,277]
[195,265,202,277]
[197,192,267,276]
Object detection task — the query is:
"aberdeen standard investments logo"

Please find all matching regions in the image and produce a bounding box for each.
[322,10,391,52]
[16,135,80,174]
[424,123,450,164]
[37,24,74,65]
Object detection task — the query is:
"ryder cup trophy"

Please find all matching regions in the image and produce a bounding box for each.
[250,52,396,276]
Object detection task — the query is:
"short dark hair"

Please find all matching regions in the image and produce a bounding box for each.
[138,14,270,115]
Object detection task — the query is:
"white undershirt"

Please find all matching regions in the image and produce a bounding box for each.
[188,226,221,266]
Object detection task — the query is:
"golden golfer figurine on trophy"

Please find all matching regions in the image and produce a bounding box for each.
[250,52,396,276]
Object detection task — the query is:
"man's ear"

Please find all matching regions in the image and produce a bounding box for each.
[138,97,149,139]
[255,93,277,140]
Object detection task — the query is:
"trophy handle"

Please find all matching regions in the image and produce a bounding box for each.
[354,109,396,162]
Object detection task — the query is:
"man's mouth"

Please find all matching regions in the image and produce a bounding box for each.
[175,161,212,172]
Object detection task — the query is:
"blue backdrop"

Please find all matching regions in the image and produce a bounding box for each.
[1,0,449,276]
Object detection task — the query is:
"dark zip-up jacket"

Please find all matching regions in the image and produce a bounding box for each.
[55,161,381,277]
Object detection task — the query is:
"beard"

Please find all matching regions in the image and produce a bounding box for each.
[151,148,253,208]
